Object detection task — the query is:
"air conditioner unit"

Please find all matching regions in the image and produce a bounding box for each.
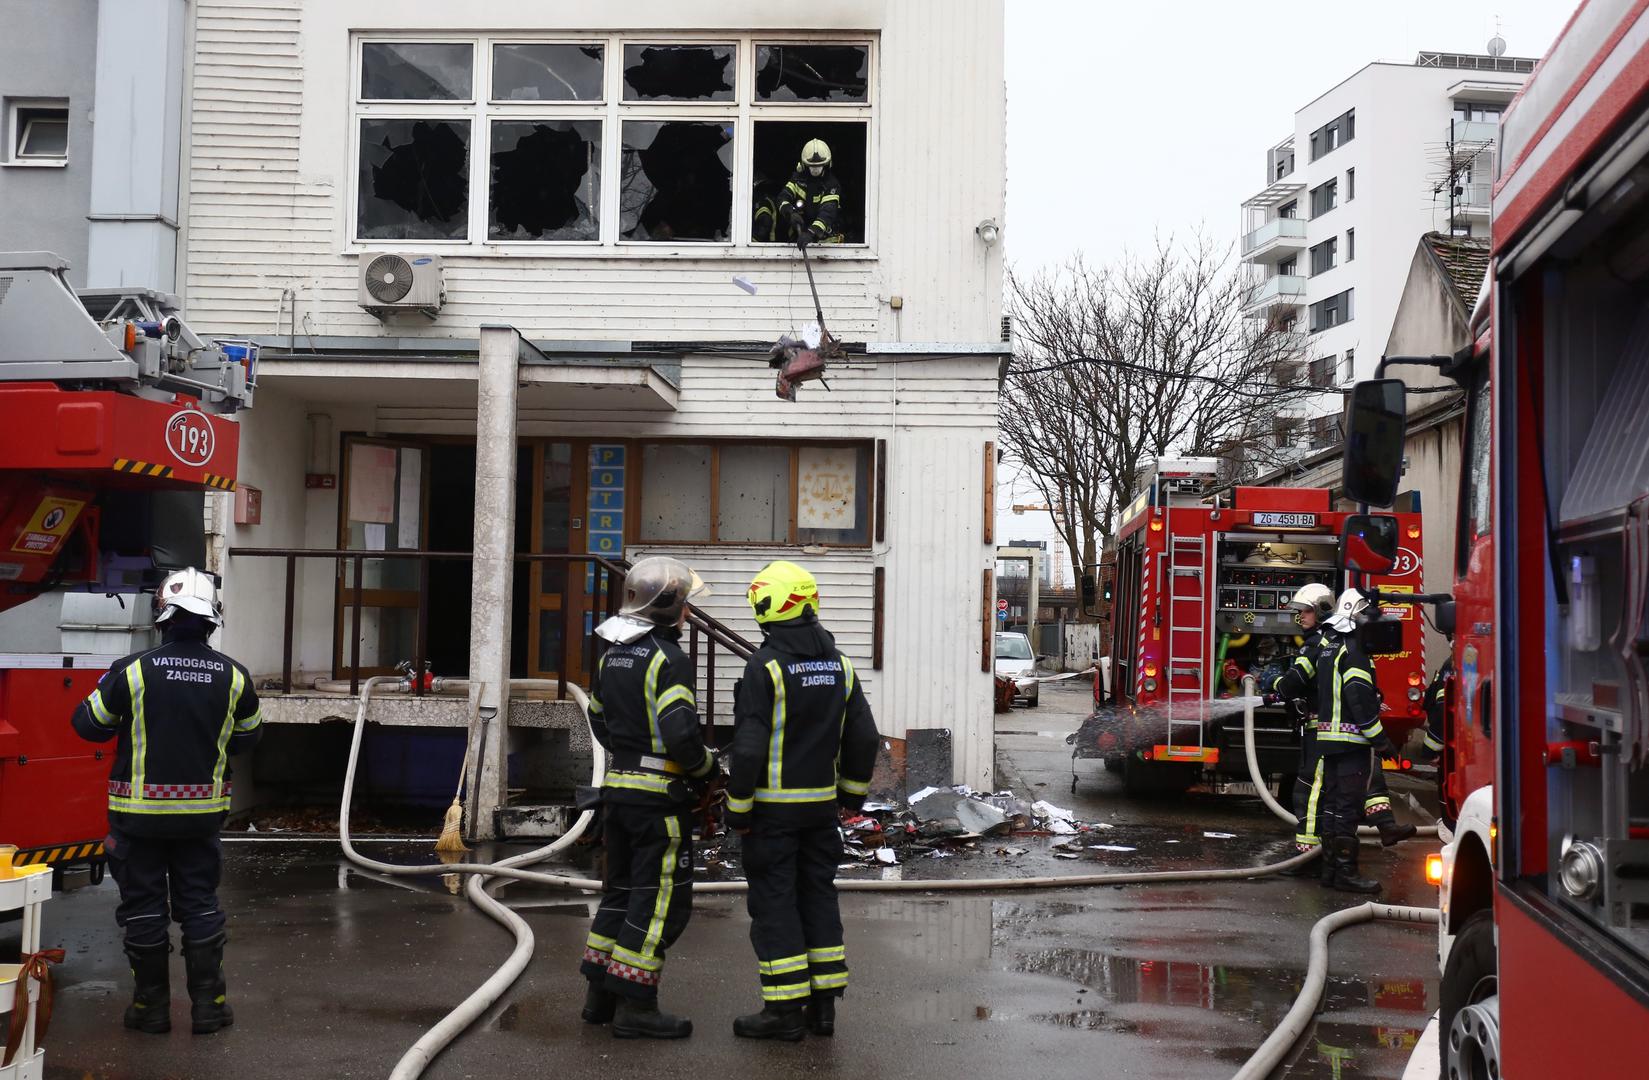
[358,253,444,317]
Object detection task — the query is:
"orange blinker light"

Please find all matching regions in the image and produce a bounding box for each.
[1425,853,1443,886]
[1406,526,1421,540]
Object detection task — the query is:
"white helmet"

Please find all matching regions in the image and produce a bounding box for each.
[1326,588,1371,634]
[153,567,222,627]
[1286,583,1335,620]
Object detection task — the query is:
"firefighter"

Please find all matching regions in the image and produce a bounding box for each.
[780,139,845,246]
[1420,655,1452,760]
[578,556,721,1040]
[1266,583,1335,867]
[69,567,261,1036]
[1311,589,1401,893]
[725,560,878,1041]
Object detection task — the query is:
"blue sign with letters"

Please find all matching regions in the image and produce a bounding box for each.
[587,445,625,592]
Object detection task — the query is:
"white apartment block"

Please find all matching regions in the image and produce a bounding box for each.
[1240,49,1534,448]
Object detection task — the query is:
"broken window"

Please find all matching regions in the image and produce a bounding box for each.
[361,42,473,100]
[619,121,733,242]
[489,120,601,241]
[751,121,867,244]
[357,118,470,241]
[717,445,790,542]
[492,43,605,101]
[640,444,712,541]
[623,44,735,101]
[755,44,869,102]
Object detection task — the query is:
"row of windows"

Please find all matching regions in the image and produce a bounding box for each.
[1308,228,1354,275]
[639,442,872,546]
[353,36,873,248]
[1308,289,1353,333]
[1308,109,1355,162]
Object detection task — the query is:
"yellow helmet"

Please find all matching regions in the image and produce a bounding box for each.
[746,560,820,624]
[800,138,832,168]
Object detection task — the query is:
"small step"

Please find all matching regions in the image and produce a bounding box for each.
[496,803,577,840]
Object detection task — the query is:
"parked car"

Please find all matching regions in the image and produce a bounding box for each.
[994,631,1040,707]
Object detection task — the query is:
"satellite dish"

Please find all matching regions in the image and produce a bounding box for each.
[1488,35,1507,57]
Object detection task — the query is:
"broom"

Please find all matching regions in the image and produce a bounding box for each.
[435,705,476,854]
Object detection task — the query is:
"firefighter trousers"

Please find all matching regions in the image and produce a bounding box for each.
[1362,757,1397,827]
[1315,749,1373,841]
[579,804,695,1001]
[1291,728,1320,848]
[104,829,226,949]
[741,820,849,1005]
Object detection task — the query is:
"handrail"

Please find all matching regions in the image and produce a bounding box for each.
[225,547,755,729]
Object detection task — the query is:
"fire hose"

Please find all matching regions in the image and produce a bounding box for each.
[339,676,1437,1078]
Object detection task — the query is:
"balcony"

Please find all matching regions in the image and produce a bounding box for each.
[1450,118,1500,145]
[1453,182,1492,218]
[1241,217,1308,264]
[1244,274,1307,312]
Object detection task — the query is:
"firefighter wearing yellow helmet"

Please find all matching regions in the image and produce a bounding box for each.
[726,561,878,1041]
[779,139,845,246]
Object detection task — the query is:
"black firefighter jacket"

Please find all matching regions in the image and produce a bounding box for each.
[589,626,717,808]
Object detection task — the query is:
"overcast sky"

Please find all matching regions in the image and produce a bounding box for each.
[995,0,1573,583]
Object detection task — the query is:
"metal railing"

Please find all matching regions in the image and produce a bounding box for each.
[226,548,756,726]
[1241,216,1307,255]
[1245,274,1308,308]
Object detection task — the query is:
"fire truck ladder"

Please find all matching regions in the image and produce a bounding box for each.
[1163,530,1210,758]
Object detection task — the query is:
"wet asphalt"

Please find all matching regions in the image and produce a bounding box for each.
[10,679,1439,1079]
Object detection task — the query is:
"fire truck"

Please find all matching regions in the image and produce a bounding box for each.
[0,252,251,883]
[1095,456,1428,796]
[1344,1,1649,1071]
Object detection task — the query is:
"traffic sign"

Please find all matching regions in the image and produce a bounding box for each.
[996,598,1009,613]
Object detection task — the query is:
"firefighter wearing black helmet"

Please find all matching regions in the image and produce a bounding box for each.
[577,556,721,1039]
[70,567,261,1036]
[725,560,878,1041]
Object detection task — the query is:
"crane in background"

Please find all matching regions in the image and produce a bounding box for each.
[1009,502,1068,589]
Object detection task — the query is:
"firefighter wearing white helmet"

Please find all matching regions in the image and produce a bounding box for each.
[780,138,845,246]
[1304,587,1401,893]
[1265,583,1337,865]
[70,568,260,1036]
[579,556,721,1039]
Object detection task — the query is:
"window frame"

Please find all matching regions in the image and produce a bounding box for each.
[347,32,877,256]
[3,98,69,168]
[1309,237,1337,276]
[1310,177,1338,218]
[637,438,874,547]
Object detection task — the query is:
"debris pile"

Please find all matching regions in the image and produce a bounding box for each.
[828,787,1125,866]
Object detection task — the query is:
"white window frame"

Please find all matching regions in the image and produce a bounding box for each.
[346,32,877,258]
[4,98,69,168]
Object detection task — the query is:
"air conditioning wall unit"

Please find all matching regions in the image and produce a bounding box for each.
[358,252,445,317]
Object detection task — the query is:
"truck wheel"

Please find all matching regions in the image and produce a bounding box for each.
[1439,909,1497,1073]
[1102,755,1124,774]
[1122,757,1196,797]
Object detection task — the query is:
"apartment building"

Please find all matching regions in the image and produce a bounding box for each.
[169,0,1006,825]
[1239,48,1533,449]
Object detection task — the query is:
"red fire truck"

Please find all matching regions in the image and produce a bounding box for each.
[1345,1,1649,1070]
[1095,456,1428,796]
[0,252,250,882]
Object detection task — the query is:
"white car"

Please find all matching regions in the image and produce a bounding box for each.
[994,631,1040,707]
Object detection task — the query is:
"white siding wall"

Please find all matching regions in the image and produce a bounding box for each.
[183,0,1005,346]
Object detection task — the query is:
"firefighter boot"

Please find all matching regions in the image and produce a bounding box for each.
[1378,821,1419,847]
[1280,844,1320,877]
[733,1003,807,1041]
[181,931,234,1034]
[581,980,617,1024]
[1325,837,1381,895]
[122,940,172,1034]
[611,997,693,1039]
[804,993,836,1037]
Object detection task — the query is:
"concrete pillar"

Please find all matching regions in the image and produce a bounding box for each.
[465,326,520,840]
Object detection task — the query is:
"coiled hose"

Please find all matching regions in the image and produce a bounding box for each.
[341,676,1435,1078]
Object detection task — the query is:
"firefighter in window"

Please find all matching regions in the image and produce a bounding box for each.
[778,139,845,246]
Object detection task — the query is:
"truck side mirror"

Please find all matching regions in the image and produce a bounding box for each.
[1341,514,1399,574]
[1342,379,1408,507]
[1435,599,1457,638]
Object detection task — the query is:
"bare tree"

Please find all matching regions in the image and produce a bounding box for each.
[1000,235,1310,595]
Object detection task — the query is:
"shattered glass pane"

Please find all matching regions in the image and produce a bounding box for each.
[492,43,605,101]
[622,44,735,101]
[357,119,470,241]
[360,42,473,101]
[619,121,733,242]
[489,120,601,241]
[755,45,869,102]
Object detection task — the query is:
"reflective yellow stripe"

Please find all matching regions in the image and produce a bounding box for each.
[1423,731,1445,751]
[127,663,147,797]
[759,954,809,975]
[108,796,230,815]
[817,193,840,204]
[586,933,617,952]
[785,181,806,198]
[656,684,695,713]
[1341,667,1373,686]
[725,793,755,814]
[643,651,668,754]
[87,689,118,727]
[762,982,813,1002]
[688,747,715,779]
[766,659,786,790]
[1295,654,1316,677]
[754,785,836,803]
[612,945,662,972]
[641,816,682,962]
[604,771,672,794]
[811,220,829,230]
[235,708,262,733]
[811,972,850,989]
[838,777,870,796]
[1297,756,1325,845]
[843,654,857,697]
[213,667,243,798]
[1362,720,1385,741]
[807,946,845,962]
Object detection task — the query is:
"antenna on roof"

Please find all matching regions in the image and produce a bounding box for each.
[1488,15,1507,58]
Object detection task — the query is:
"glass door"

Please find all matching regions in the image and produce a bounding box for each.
[528,442,582,682]
[334,437,428,679]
